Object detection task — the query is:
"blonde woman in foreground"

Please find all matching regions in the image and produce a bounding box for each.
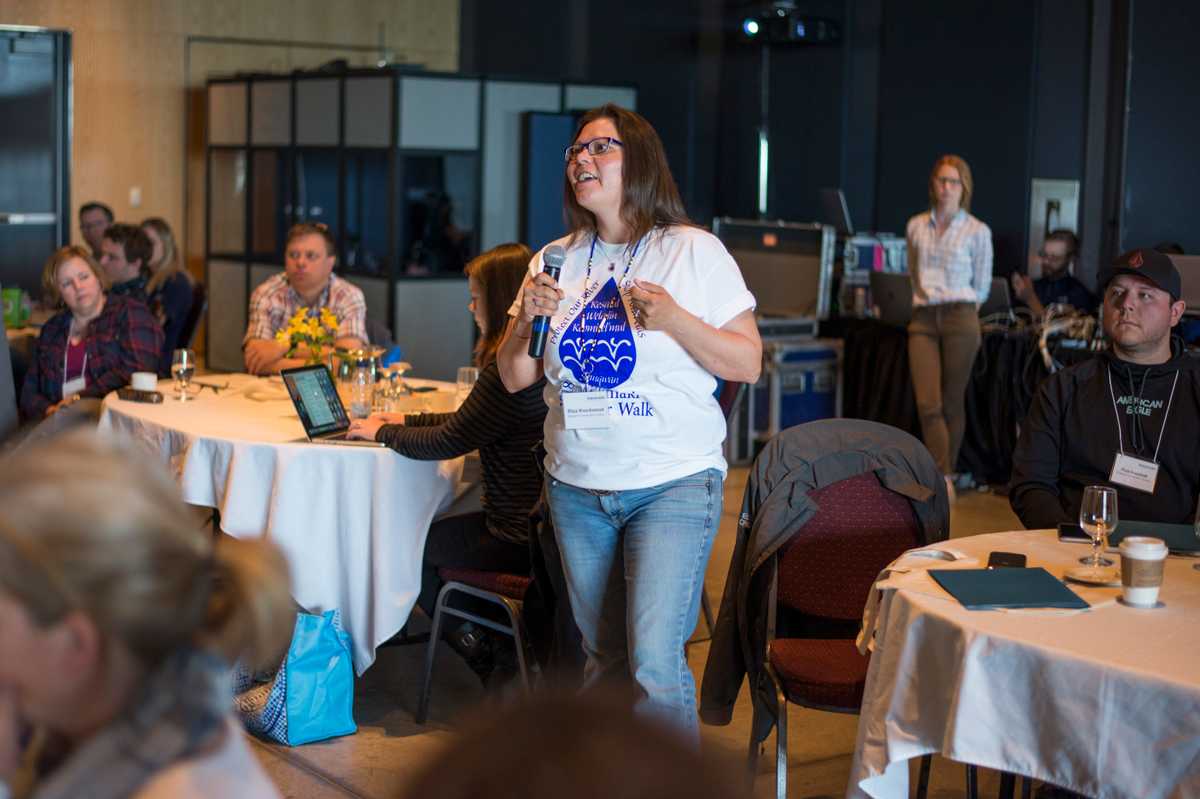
[0,430,292,799]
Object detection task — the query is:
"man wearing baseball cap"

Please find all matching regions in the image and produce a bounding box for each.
[1010,247,1200,528]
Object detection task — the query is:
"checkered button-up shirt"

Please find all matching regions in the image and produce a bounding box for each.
[19,294,163,419]
[243,273,368,345]
[906,209,993,307]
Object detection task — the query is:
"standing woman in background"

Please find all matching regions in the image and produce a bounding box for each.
[906,154,993,496]
[141,218,194,375]
[497,104,761,738]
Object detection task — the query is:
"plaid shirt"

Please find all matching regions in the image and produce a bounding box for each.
[20,294,163,419]
[243,273,367,345]
[906,209,993,306]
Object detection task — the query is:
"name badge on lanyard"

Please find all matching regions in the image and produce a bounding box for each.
[62,346,87,398]
[562,390,611,430]
[1106,369,1178,494]
[1109,453,1159,494]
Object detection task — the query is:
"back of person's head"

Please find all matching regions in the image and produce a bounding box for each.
[0,429,293,672]
[140,217,188,294]
[286,221,337,257]
[79,202,114,224]
[464,242,532,367]
[103,223,153,271]
[928,154,974,211]
[40,245,110,307]
[563,103,692,247]
[402,688,746,799]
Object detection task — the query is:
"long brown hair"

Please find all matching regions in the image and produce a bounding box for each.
[563,104,693,250]
[142,217,193,294]
[466,242,533,368]
[927,154,975,212]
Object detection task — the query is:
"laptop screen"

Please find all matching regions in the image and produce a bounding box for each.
[281,365,349,438]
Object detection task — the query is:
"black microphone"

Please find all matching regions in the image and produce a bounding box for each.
[528,245,567,358]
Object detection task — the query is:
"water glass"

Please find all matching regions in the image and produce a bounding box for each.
[349,362,374,419]
[171,349,195,401]
[456,366,479,407]
[1079,485,1117,568]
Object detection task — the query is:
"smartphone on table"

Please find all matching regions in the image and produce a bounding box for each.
[986,551,1027,569]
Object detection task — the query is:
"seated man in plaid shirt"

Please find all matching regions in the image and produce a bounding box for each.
[243,222,368,375]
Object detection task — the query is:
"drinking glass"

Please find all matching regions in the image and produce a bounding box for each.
[1078,485,1117,568]
[456,366,479,408]
[171,349,196,401]
[1194,508,1199,571]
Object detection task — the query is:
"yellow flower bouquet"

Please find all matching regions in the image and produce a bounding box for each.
[275,307,339,365]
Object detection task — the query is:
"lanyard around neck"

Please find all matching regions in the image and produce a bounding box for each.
[63,338,88,383]
[585,233,645,286]
[1107,367,1179,461]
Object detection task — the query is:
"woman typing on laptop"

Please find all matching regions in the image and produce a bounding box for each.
[346,244,547,683]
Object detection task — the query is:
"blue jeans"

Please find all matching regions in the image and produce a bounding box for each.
[546,468,723,738]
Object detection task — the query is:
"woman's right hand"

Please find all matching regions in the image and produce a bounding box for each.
[521,271,565,324]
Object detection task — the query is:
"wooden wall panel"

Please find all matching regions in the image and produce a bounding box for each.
[0,0,459,354]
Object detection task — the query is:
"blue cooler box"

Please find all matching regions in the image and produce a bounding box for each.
[727,340,840,464]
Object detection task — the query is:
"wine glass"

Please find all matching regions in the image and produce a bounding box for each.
[171,348,195,401]
[456,366,479,408]
[1078,485,1117,570]
[1194,510,1199,571]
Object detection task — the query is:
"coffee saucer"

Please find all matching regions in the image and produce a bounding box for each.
[1063,567,1121,587]
[1117,597,1165,609]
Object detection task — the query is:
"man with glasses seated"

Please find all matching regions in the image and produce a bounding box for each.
[243,222,367,375]
[1010,229,1097,316]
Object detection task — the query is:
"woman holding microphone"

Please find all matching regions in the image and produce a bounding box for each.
[905,154,993,496]
[497,104,761,737]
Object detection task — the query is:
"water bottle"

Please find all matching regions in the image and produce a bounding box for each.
[350,359,374,419]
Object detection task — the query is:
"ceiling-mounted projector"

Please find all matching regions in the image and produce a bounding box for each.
[737,1,841,45]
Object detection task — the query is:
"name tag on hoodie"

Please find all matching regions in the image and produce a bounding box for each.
[1109,453,1159,494]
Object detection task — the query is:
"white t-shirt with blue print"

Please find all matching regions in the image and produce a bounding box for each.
[512,225,756,491]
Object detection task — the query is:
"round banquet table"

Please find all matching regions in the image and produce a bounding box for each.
[849,529,1200,799]
[99,373,469,674]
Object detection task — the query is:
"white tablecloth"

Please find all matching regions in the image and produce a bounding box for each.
[849,529,1200,799]
[99,373,466,674]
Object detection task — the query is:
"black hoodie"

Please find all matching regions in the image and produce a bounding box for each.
[1010,337,1200,529]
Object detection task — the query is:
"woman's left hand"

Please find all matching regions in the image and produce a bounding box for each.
[346,416,387,441]
[628,280,688,333]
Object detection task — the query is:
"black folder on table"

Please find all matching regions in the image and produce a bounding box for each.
[930,568,1089,610]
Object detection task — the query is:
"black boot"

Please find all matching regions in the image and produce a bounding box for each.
[446,622,494,683]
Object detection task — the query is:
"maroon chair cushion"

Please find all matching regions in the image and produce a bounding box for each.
[437,567,531,600]
[768,638,869,711]
[776,471,922,620]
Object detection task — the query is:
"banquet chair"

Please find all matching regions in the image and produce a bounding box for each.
[178,281,208,349]
[415,567,536,724]
[747,470,934,799]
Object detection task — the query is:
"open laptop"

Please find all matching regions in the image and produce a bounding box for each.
[819,188,854,236]
[280,364,386,447]
[869,272,913,326]
[977,277,1013,318]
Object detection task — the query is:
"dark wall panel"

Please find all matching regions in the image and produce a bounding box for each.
[1030,0,1089,180]
[1121,1,1200,253]
[874,0,1036,271]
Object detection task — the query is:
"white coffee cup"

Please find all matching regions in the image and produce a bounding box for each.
[1118,536,1168,607]
[130,372,158,392]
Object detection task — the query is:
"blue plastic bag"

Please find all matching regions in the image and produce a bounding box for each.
[234,609,357,745]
